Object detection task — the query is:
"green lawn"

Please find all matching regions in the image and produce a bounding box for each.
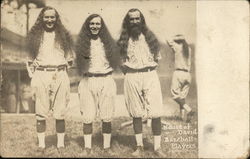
[0,114,198,158]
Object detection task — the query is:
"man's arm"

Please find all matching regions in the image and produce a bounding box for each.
[26,59,39,78]
[166,34,186,53]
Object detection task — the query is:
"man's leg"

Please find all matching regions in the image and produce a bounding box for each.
[131,117,144,156]
[152,117,161,151]
[146,71,165,156]
[51,73,69,149]
[174,97,185,109]
[102,121,111,149]
[174,97,184,118]
[78,77,97,156]
[33,73,50,149]
[124,73,145,156]
[151,116,165,157]
[124,74,143,147]
[37,119,46,148]
[56,119,65,148]
[83,123,92,150]
[174,97,191,120]
[171,71,192,118]
[171,72,189,118]
[99,76,116,151]
[133,117,143,147]
[176,98,191,111]
[183,103,192,112]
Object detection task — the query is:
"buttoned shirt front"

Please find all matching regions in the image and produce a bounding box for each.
[36,31,68,66]
[88,38,113,74]
[123,34,161,69]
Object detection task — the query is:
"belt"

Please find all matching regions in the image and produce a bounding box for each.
[84,71,112,77]
[36,65,67,72]
[176,68,189,72]
[126,67,155,73]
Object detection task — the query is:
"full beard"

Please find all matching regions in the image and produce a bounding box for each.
[129,24,142,40]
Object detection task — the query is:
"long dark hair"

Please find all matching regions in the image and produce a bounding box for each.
[182,40,190,59]
[117,8,160,58]
[27,6,73,59]
[174,34,190,59]
[75,14,115,74]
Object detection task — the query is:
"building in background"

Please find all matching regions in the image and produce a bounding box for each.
[1,0,46,113]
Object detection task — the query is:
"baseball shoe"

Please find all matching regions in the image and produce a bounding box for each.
[57,146,65,154]
[82,148,93,156]
[154,148,166,157]
[103,148,115,157]
[131,146,144,157]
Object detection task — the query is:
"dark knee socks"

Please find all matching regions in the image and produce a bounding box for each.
[37,120,65,133]
[56,119,65,133]
[152,117,161,135]
[133,117,142,134]
[102,122,111,134]
[83,122,111,134]
[83,123,93,134]
[37,120,46,133]
[133,117,161,135]
[174,98,185,109]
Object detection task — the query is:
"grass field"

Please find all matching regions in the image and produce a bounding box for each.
[0,113,198,158]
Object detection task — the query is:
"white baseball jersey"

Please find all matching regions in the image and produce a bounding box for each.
[123,34,161,69]
[35,32,68,66]
[88,38,113,74]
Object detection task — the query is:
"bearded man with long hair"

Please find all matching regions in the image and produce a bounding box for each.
[75,14,116,156]
[27,6,74,151]
[117,8,165,157]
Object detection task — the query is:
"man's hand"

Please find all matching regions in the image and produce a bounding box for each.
[32,59,40,67]
[26,60,37,78]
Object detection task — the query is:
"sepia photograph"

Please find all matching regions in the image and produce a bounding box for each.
[0,0,248,158]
